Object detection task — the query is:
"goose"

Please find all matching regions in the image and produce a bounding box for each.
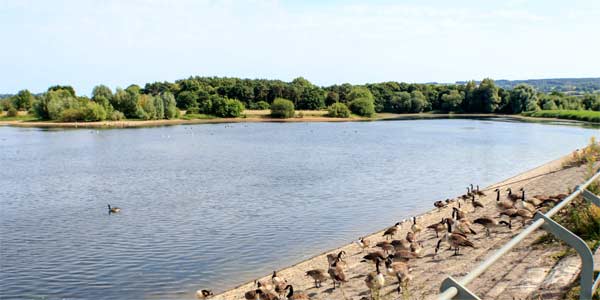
[406,231,416,243]
[499,208,534,226]
[384,257,411,294]
[445,198,456,204]
[195,289,213,299]
[515,199,536,213]
[471,194,484,211]
[507,187,523,201]
[245,282,266,300]
[389,249,418,262]
[410,242,424,257]
[284,285,309,300]
[108,204,121,213]
[391,239,411,251]
[475,185,486,196]
[383,222,401,240]
[305,269,327,288]
[375,241,394,254]
[355,237,370,252]
[436,219,475,256]
[434,200,448,210]
[454,218,477,235]
[364,258,385,299]
[427,218,446,238]
[410,216,422,236]
[272,270,287,297]
[473,217,511,237]
[362,251,387,263]
[495,188,514,210]
[327,257,346,289]
[326,251,346,269]
[452,207,466,221]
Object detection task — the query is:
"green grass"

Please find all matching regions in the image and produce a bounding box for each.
[0,115,39,121]
[181,113,217,120]
[522,110,600,122]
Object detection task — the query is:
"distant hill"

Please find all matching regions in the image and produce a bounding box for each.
[0,94,14,99]
[455,78,600,94]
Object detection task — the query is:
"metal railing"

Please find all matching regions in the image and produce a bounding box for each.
[438,169,600,300]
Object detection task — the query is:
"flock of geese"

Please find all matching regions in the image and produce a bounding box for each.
[192,184,568,300]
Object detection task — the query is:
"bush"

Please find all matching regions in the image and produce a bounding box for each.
[349,97,375,117]
[82,102,107,121]
[212,97,244,117]
[109,110,125,121]
[6,107,18,117]
[252,101,270,110]
[270,98,295,118]
[327,102,350,118]
[60,108,85,122]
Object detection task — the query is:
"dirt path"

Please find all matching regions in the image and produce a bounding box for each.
[210,154,593,300]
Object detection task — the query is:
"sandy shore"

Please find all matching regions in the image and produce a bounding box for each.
[206,152,594,300]
[3,112,590,129]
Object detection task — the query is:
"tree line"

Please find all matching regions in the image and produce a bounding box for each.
[1,77,599,121]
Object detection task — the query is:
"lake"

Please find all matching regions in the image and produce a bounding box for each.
[0,118,597,300]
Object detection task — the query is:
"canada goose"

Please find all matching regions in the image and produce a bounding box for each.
[272,270,287,297]
[427,218,446,238]
[391,239,411,251]
[305,269,327,288]
[452,207,466,220]
[507,187,523,201]
[475,185,486,196]
[473,217,511,237]
[108,204,121,213]
[244,288,264,300]
[355,237,371,252]
[384,257,411,294]
[362,251,387,263]
[328,257,346,289]
[499,208,533,226]
[471,194,484,211]
[454,218,477,235]
[364,259,385,299]
[406,231,415,243]
[284,285,309,300]
[515,199,536,213]
[436,220,475,256]
[375,241,394,254]
[410,242,424,257]
[411,216,422,235]
[495,188,514,210]
[445,198,456,204]
[196,289,213,299]
[434,200,448,210]
[326,251,346,269]
[383,222,401,240]
[389,250,418,262]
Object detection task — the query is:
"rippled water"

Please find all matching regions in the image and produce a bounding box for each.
[0,118,597,300]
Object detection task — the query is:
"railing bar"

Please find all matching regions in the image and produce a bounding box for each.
[438,169,600,299]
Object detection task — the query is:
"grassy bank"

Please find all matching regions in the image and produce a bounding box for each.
[522,110,600,122]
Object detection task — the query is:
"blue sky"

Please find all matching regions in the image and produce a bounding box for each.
[1,0,599,95]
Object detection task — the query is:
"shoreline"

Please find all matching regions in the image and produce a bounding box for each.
[0,112,597,129]
[207,151,586,300]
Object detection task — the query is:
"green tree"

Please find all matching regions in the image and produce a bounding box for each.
[138,94,157,120]
[327,102,350,118]
[297,86,325,110]
[211,97,244,117]
[111,87,140,118]
[510,84,539,113]
[176,91,198,110]
[48,85,76,97]
[440,90,464,112]
[347,86,374,102]
[14,89,34,110]
[270,98,295,118]
[409,90,427,113]
[349,97,375,117]
[325,91,340,106]
[160,92,179,119]
[91,85,113,111]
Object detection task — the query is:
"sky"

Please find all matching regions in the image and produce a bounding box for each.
[1,0,599,95]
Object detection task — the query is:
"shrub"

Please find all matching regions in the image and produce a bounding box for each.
[327,102,350,118]
[212,97,244,117]
[82,102,107,121]
[109,110,125,121]
[6,107,18,117]
[252,101,270,110]
[60,108,85,122]
[349,97,375,117]
[270,98,295,118]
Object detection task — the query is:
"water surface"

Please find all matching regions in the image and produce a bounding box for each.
[0,118,597,300]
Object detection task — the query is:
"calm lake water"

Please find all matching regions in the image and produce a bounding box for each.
[0,118,597,300]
